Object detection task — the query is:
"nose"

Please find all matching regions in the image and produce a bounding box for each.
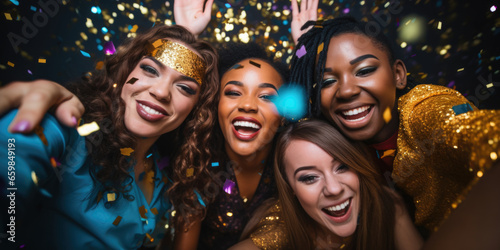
[238,94,258,113]
[335,76,361,100]
[323,174,344,197]
[149,79,172,102]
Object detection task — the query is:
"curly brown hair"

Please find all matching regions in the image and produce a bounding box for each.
[68,25,219,222]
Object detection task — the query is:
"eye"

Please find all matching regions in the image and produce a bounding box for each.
[356,67,376,77]
[336,164,349,173]
[177,84,197,95]
[140,64,159,76]
[260,93,277,102]
[321,78,337,88]
[298,175,318,184]
[224,90,241,97]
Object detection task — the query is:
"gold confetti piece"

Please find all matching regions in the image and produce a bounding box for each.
[126,77,138,84]
[107,192,116,202]
[77,121,99,136]
[112,83,117,88]
[477,171,483,177]
[139,205,148,219]
[164,223,169,229]
[451,202,457,209]
[130,24,139,33]
[243,198,248,203]
[50,157,57,168]
[317,42,324,54]
[120,147,134,156]
[152,39,164,48]
[4,13,12,20]
[249,60,261,68]
[437,21,442,30]
[113,216,122,226]
[38,58,46,63]
[32,171,38,186]
[95,61,104,70]
[34,125,48,146]
[457,68,464,72]
[227,212,233,217]
[145,233,154,242]
[486,83,494,88]
[151,208,158,215]
[7,61,14,67]
[171,210,176,217]
[490,152,498,160]
[186,168,194,177]
[381,149,396,159]
[383,107,392,123]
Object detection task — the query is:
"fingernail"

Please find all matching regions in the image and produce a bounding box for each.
[71,116,78,126]
[11,120,31,133]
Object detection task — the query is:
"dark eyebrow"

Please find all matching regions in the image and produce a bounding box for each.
[349,54,379,65]
[294,166,315,177]
[144,56,166,69]
[259,83,278,92]
[178,75,200,86]
[224,80,243,88]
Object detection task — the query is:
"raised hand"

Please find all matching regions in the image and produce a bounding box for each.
[174,0,214,37]
[0,80,84,133]
[291,0,319,44]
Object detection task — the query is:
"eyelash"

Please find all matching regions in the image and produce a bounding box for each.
[336,164,349,173]
[140,64,159,76]
[321,78,337,88]
[224,90,240,96]
[356,67,376,76]
[298,175,318,184]
[178,84,196,95]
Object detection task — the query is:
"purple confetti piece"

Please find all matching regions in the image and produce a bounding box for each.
[296,45,306,58]
[223,179,235,194]
[27,69,32,75]
[343,8,350,14]
[447,81,455,88]
[103,41,116,55]
[157,156,169,170]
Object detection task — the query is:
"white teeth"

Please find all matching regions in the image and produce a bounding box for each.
[342,105,370,116]
[233,121,261,129]
[139,103,163,115]
[326,199,350,212]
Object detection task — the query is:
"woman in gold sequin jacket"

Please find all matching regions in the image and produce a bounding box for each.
[290,15,500,249]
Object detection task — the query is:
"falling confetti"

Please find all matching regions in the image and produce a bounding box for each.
[112,216,122,226]
[186,168,194,177]
[126,77,138,84]
[211,162,219,167]
[120,147,134,156]
[223,179,235,195]
[77,121,100,136]
[296,45,307,58]
[249,60,261,68]
[383,107,392,123]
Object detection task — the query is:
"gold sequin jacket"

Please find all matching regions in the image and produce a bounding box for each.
[393,84,500,231]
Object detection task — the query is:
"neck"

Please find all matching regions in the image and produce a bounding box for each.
[225,143,271,175]
[133,136,158,173]
[366,108,399,144]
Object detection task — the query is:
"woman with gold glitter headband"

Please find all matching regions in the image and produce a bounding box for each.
[0,24,220,249]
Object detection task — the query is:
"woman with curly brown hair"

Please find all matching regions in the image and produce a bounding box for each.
[0,24,219,249]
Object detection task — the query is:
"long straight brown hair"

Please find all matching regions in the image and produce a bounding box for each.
[274,119,396,250]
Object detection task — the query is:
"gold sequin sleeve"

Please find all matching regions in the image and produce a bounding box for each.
[250,202,289,249]
[394,84,500,231]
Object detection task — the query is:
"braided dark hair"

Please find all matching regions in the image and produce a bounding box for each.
[290,16,417,117]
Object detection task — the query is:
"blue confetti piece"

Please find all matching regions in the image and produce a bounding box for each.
[30,6,37,11]
[39,188,53,198]
[146,153,153,158]
[283,20,288,25]
[452,103,473,115]
[97,44,103,51]
[211,162,219,167]
[80,50,91,58]
[272,84,307,121]
[9,0,19,6]
[194,190,206,207]
[225,3,231,8]
[101,27,108,34]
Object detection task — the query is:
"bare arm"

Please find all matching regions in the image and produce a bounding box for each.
[172,217,202,250]
[0,80,84,133]
[228,239,260,250]
[174,0,214,37]
[291,0,319,45]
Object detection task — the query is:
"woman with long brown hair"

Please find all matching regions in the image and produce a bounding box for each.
[0,24,219,249]
[271,119,422,249]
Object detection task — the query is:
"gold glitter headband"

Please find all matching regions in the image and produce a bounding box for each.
[151,39,206,85]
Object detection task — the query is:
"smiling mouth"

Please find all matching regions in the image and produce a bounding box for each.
[136,100,168,122]
[339,105,373,122]
[322,198,351,217]
[231,118,262,141]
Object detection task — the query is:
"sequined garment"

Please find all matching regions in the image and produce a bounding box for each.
[250,201,289,249]
[198,159,277,249]
[394,84,500,231]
